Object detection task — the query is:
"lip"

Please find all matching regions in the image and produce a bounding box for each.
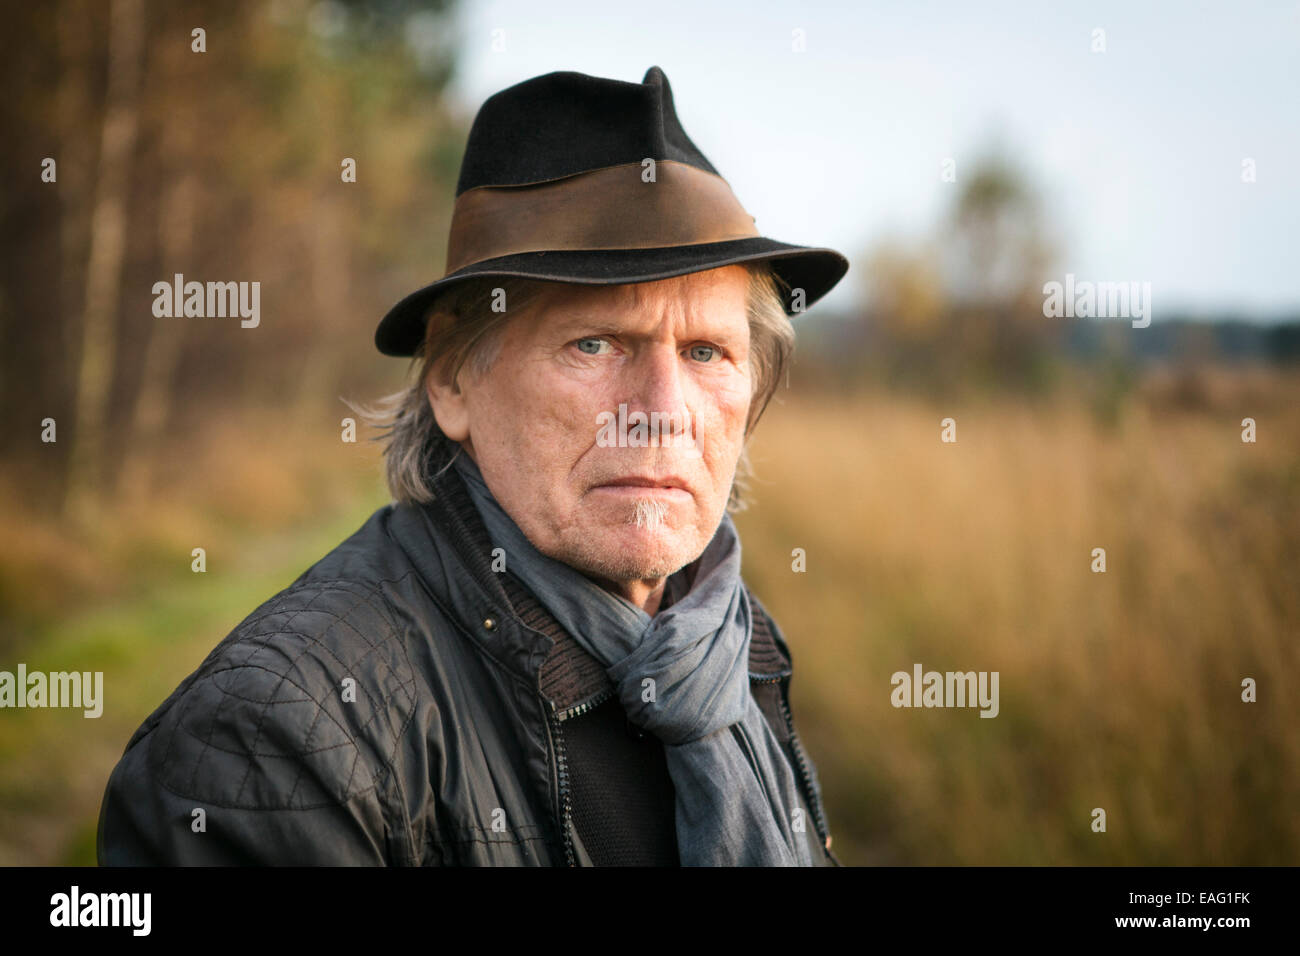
[591,475,693,499]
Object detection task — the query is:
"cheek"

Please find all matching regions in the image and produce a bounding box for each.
[538,374,617,455]
[722,377,753,432]
[693,375,751,462]
[467,364,608,469]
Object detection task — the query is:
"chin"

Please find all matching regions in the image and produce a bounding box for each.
[564,513,705,584]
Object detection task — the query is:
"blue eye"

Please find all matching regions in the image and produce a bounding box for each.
[576,337,607,355]
[688,344,720,362]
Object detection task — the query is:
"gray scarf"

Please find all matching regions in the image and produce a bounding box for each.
[451,450,813,866]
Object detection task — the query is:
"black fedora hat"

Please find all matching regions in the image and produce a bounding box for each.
[374,65,850,357]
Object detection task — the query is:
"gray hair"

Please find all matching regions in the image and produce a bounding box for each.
[347,261,796,513]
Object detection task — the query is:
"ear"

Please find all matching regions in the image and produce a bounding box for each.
[425,372,470,442]
[422,312,471,442]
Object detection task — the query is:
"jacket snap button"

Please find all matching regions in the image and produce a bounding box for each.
[482,617,497,631]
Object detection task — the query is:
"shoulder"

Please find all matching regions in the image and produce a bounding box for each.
[131,506,435,811]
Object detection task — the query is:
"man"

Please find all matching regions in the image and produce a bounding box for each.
[97,65,849,866]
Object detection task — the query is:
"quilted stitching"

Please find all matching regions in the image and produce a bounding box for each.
[148,574,420,811]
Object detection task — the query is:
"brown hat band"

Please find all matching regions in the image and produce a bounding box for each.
[443,160,762,274]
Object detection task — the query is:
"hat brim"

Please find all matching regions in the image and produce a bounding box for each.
[373,237,849,357]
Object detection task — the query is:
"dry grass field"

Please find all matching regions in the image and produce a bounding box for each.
[738,368,1300,864]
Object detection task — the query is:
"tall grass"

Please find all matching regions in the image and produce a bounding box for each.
[737,367,1300,864]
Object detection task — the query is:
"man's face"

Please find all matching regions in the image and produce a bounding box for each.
[428,265,753,589]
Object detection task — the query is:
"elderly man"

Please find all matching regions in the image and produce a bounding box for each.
[98,66,848,866]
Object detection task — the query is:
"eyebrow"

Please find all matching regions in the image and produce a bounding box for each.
[549,314,624,335]
[547,312,745,344]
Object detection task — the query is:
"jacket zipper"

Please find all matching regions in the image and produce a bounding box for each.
[546,681,834,866]
[545,704,575,867]
[751,673,833,862]
[547,688,615,867]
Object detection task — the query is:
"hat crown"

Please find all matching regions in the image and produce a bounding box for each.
[454,66,720,196]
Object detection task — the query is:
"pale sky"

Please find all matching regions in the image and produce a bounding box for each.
[442,0,1300,320]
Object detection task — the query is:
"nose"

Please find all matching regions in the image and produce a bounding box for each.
[623,342,692,444]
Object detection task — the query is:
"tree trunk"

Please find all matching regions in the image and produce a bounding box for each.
[63,0,145,523]
[117,97,197,501]
[54,0,96,504]
[294,189,352,417]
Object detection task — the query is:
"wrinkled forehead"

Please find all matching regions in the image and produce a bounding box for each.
[520,266,751,338]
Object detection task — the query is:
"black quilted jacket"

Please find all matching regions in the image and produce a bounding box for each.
[97,449,839,866]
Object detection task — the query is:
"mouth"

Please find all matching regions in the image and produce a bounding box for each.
[590,475,693,501]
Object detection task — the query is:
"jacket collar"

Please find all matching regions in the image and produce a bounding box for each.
[389,441,792,713]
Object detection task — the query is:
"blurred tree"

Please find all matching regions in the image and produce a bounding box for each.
[864,241,947,345]
[943,153,1051,305]
[64,0,146,522]
[852,150,1061,393]
[0,0,466,516]
[942,150,1061,388]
